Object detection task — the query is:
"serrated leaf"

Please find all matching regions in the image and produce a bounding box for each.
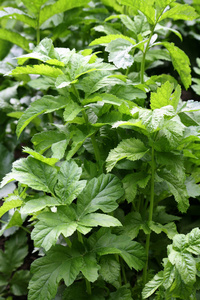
[32,130,67,153]
[105,39,134,69]
[1,157,57,194]
[106,138,148,172]
[142,271,164,299]
[159,3,199,22]
[31,207,77,251]
[158,169,189,213]
[17,95,68,137]
[0,28,30,51]
[162,42,191,89]
[150,82,181,110]
[39,0,90,25]
[0,7,36,27]
[55,160,86,205]
[99,256,120,288]
[149,221,178,239]
[185,176,200,198]
[0,199,22,218]
[90,229,146,271]
[163,260,176,290]
[28,245,84,300]
[63,101,82,122]
[77,174,124,216]
[21,196,59,214]
[168,250,196,285]
[10,64,63,78]
[186,228,200,255]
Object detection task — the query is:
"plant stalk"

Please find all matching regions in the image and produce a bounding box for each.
[143,146,155,285]
[36,11,40,45]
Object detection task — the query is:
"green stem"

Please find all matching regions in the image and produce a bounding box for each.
[19,225,31,234]
[91,133,101,171]
[115,254,122,286]
[36,11,40,45]
[143,146,155,285]
[120,257,128,285]
[86,279,92,295]
[77,231,83,244]
[20,186,28,198]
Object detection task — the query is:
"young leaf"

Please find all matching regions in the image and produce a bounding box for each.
[22,147,59,166]
[106,138,149,172]
[0,199,23,218]
[150,81,181,110]
[0,28,30,52]
[142,271,164,299]
[77,174,124,216]
[55,160,86,205]
[162,42,191,89]
[16,95,68,137]
[90,34,136,47]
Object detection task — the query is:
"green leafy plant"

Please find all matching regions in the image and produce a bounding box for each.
[0,0,200,299]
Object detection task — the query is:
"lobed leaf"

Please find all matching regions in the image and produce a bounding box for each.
[10,64,64,78]
[159,3,199,22]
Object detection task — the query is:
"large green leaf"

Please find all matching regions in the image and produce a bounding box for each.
[0,28,30,51]
[162,42,191,89]
[31,130,67,153]
[16,95,68,137]
[159,3,199,22]
[21,196,59,214]
[28,245,93,300]
[39,0,90,25]
[106,138,149,172]
[10,64,64,78]
[89,229,146,271]
[142,271,164,299]
[1,157,57,194]
[55,160,86,204]
[77,174,124,216]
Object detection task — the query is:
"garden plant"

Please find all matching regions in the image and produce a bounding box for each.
[0,0,200,299]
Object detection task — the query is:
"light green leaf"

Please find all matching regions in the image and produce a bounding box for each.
[159,3,199,22]
[0,210,23,236]
[31,207,77,251]
[16,95,68,137]
[0,28,30,52]
[186,228,200,255]
[105,39,134,69]
[51,140,68,160]
[0,7,36,27]
[163,260,176,290]
[21,0,49,14]
[90,34,135,46]
[79,213,122,227]
[158,169,189,213]
[90,229,146,271]
[0,199,22,218]
[21,196,60,214]
[1,157,57,194]
[168,250,196,285]
[39,0,90,25]
[63,101,82,122]
[22,147,59,166]
[149,221,178,239]
[185,177,200,198]
[10,64,63,78]
[55,160,86,205]
[77,174,124,216]
[162,42,191,90]
[106,138,148,172]
[28,245,83,300]
[150,81,181,110]
[99,256,120,288]
[142,271,164,299]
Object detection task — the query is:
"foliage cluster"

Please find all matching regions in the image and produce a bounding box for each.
[0,0,200,299]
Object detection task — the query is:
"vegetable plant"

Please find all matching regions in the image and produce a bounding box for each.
[0,0,200,299]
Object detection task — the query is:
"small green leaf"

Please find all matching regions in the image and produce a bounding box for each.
[32,130,67,153]
[142,271,164,299]
[63,102,82,122]
[16,95,68,137]
[149,221,178,239]
[22,147,59,166]
[10,270,30,296]
[123,212,150,239]
[162,42,191,90]
[90,34,136,46]
[0,199,22,218]
[109,286,132,300]
[21,196,59,214]
[79,213,122,227]
[186,228,200,255]
[106,138,148,172]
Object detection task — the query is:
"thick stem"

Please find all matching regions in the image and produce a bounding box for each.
[91,133,101,171]
[143,146,155,285]
[86,279,92,295]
